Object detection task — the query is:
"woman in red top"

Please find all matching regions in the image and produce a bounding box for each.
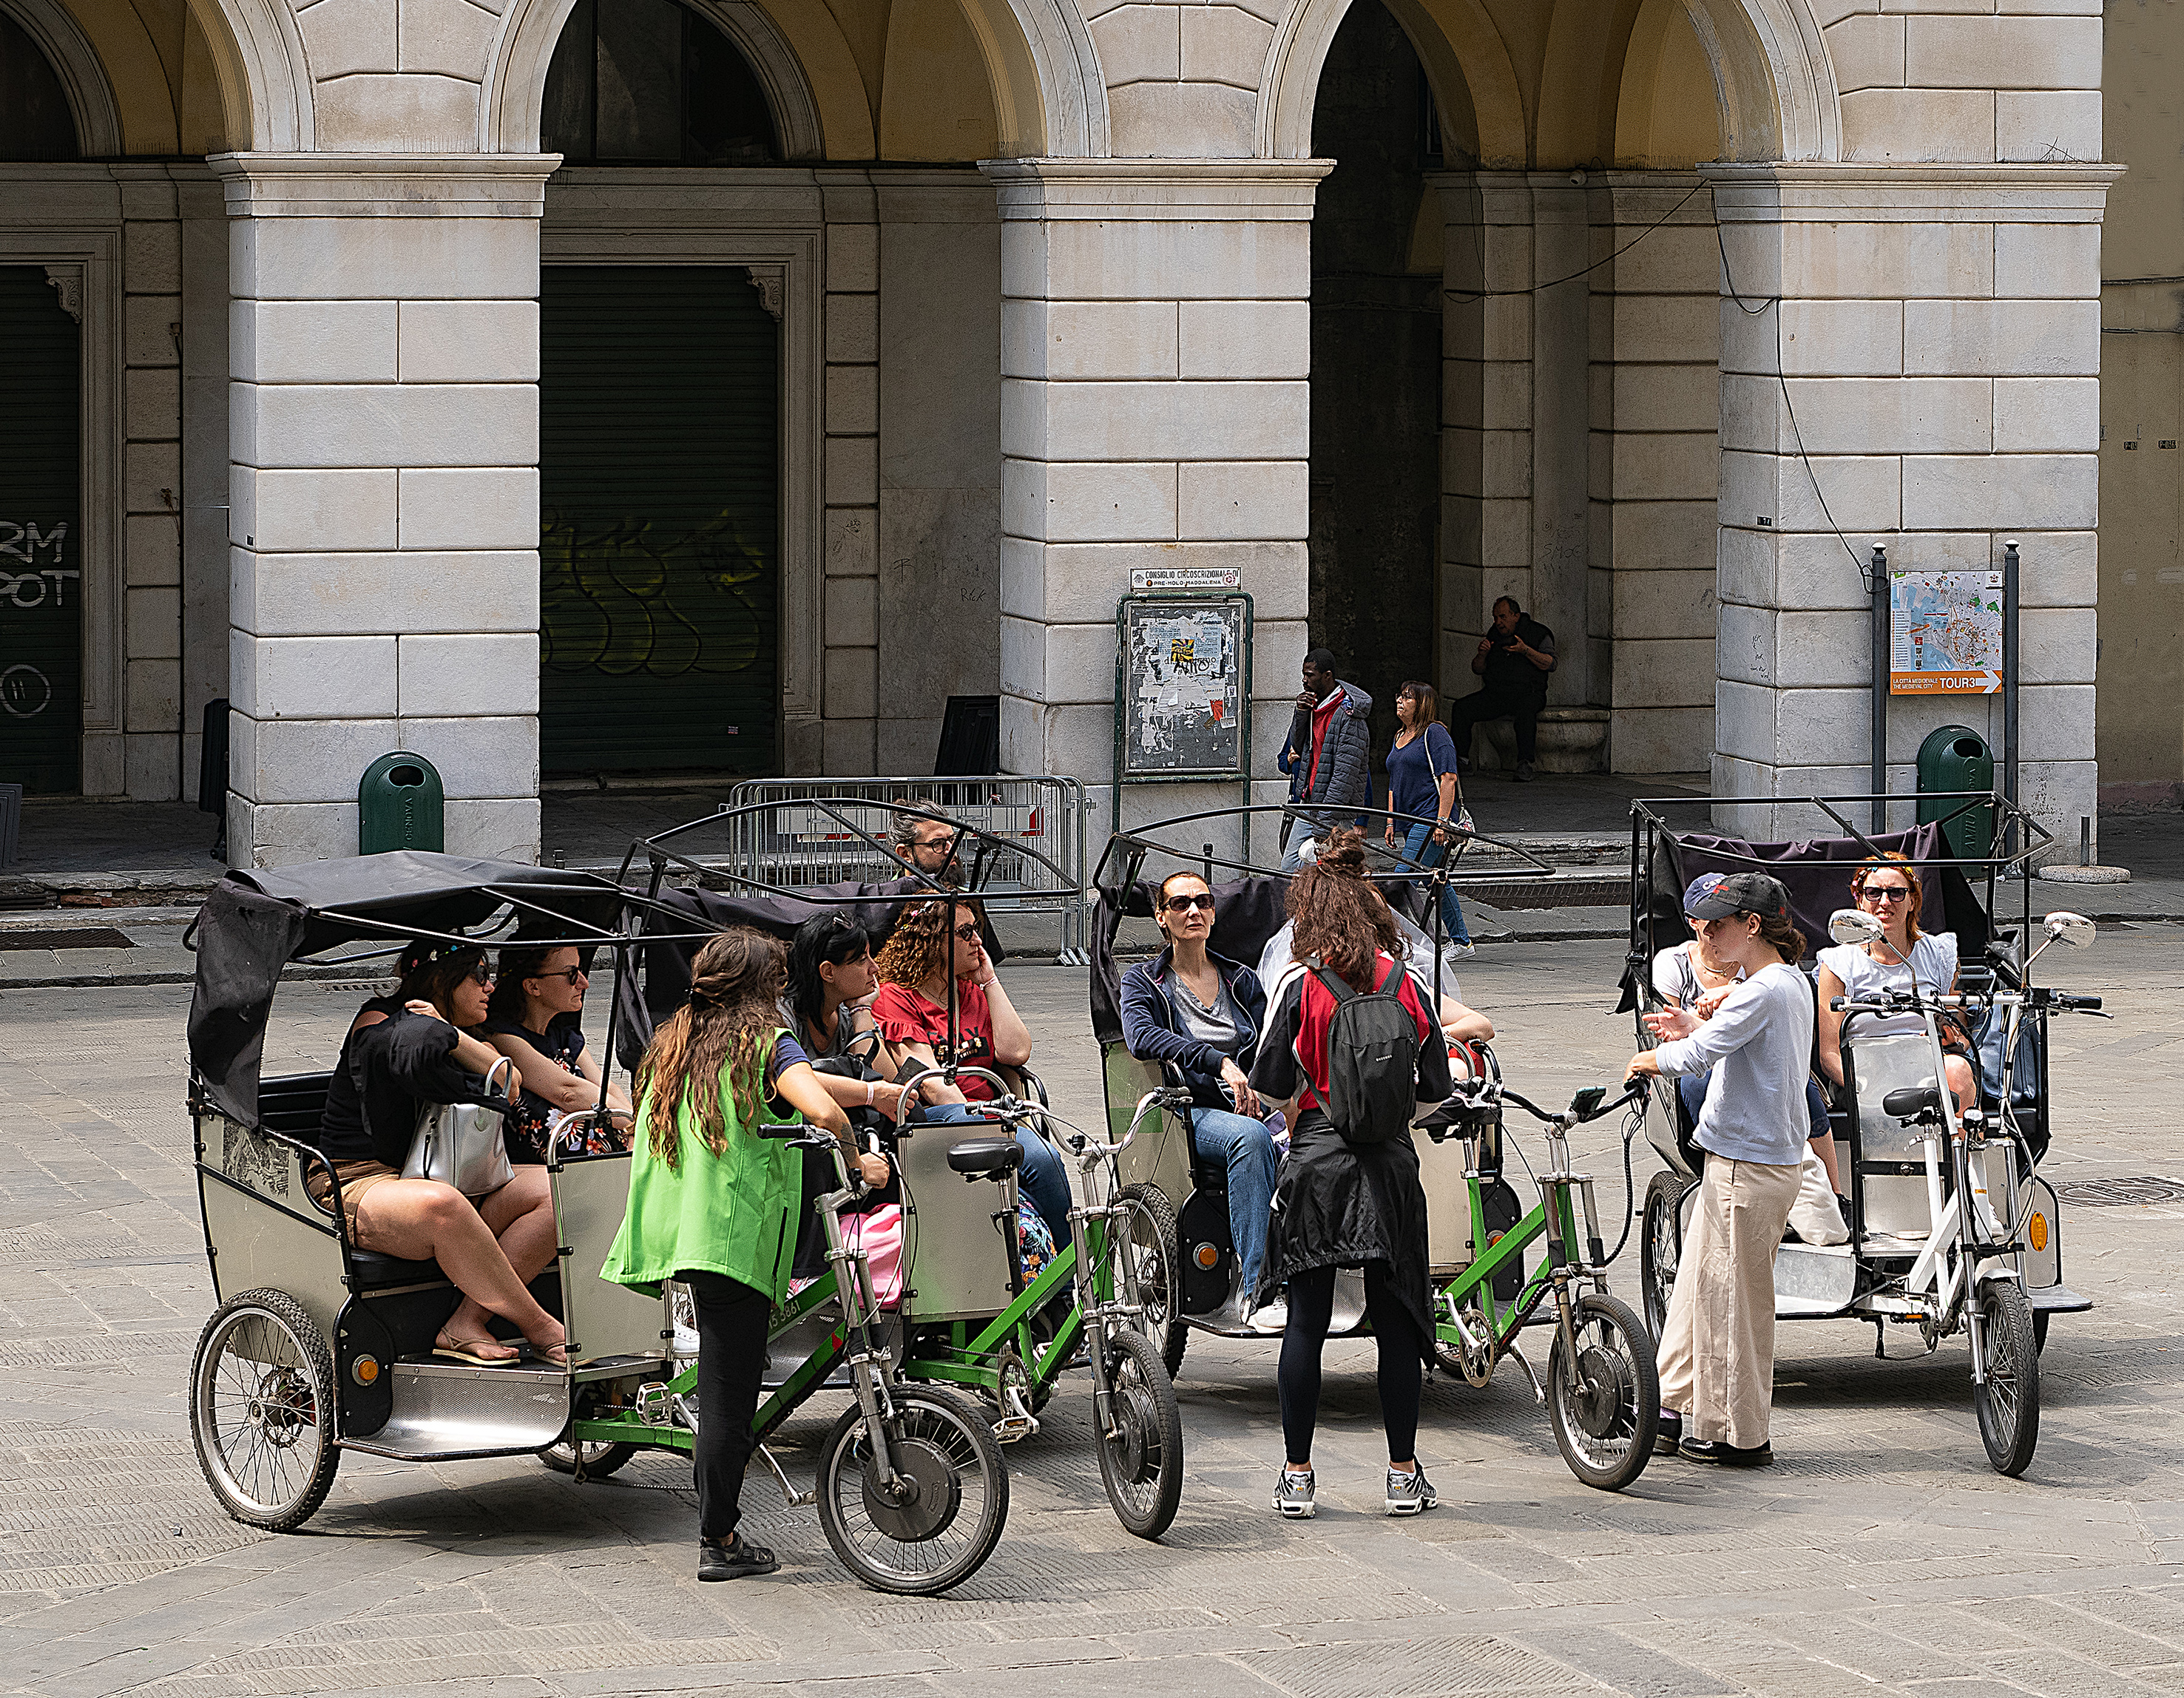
[1249,829,1454,1522]
[870,899,1072,1251]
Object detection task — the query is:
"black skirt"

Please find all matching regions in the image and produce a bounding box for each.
[1254,1112,1436,1364]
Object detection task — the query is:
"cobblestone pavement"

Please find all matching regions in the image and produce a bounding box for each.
[1,928,2180,1697]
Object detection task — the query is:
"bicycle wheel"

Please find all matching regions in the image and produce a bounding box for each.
[190,1289,342,1532]
[1094,1328,1183,1540]
[1117,1184,1187,1378]
[817,1385,1009,1595]
[1546,1293,1660,1492]
[1639,1170,1686,1341]
[538,1438,638,1478]
[1974,1279,2041,1476]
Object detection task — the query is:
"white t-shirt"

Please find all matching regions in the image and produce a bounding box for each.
[1818,933,1958,1038]
[1650,942,1742,1009]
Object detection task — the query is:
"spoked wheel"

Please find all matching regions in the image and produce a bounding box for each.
[1093,1328,1183,1540]
[189,1289,342,1531]
[1116,1184,1187,1378]
[1639,1170,1688,1341]
[1546,1293,1660,1492]
[817,1385,1010,1594]
[538,1438,639,1478]
[1975,1279,2041,1476]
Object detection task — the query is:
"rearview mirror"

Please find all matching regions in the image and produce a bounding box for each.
[2043,910,2095,948]
[1829,907,1886,947]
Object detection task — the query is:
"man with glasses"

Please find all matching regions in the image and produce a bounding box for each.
[888,804,1005,961]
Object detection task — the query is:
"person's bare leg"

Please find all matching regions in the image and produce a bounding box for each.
[355,1180,562,1358]
[453,1168,563,1353]
[1946,1053,1978,1112]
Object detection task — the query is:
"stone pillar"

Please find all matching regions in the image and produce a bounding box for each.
[819,173,881,777]
[214,155,553,869]
[1708,164,2119,848]
[985,160,1323,854]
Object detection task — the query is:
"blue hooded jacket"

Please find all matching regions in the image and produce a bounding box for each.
[1118,945,1268,1110]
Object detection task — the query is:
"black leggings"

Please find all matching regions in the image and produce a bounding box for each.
[680,1268,771,1543]
[1277,1262,1424,1467]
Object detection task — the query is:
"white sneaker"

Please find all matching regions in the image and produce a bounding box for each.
[1385,1466,1438,1517]
[1248,1298,1289,1335]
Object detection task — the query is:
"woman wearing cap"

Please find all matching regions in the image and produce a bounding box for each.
[311,942,569,1367]
[1816,851,1976,1112]
[1653,873,1845,1245]
[1626,871,1810,1465]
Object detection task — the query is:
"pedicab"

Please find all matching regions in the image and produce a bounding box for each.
[1624,794,2104,1475]
[1092,804,1664,1491]
[183,850,1008,1594]
[613,799,1188,1539]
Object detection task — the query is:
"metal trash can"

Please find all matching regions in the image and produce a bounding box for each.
[358,751,445,854]
[1916,725,1995,861]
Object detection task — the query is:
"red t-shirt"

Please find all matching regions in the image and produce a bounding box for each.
[1306,688,1340,791]
[871,979,1000,1100]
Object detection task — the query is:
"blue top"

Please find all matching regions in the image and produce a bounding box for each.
[1385,723,1459,822]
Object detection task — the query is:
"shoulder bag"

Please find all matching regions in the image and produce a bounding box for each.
[402,1055,518,1197]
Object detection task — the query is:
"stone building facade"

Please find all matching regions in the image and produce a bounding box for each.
[0,0,2117,866]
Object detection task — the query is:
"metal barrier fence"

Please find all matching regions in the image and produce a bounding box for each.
[722,776,1089,961]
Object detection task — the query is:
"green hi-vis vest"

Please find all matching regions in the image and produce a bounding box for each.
[600,1032,804,1303]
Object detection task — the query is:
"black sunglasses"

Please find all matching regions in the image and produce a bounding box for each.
[1163,893,1216,912]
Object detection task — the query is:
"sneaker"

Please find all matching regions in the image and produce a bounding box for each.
[698,1535,780,1580]
[1514,761,1536,783]
[1273,1467,1316,1518]
[1247,1297,1289,1335]
[1385,1466,1438,1517]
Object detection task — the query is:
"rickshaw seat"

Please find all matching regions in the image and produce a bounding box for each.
[945,1137,1024,1179]
[1882,1083,1944,1120]
[348,1250,447,1289]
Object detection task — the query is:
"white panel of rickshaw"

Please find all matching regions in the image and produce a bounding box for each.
[1774,1242,1856,1316]
[1847,1033,1945,1161]
[1417,1129,1475,1275]
[552,1151,672,1366]
[896,1119,1022,1324]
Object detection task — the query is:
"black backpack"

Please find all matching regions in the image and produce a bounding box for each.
[1305,955,1419,1146]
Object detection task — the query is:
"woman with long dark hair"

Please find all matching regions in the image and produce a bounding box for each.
[1248,828,1454,1521]
[785,912,919,1123]
[310,941,567,1367]
[1626,871,1811,1466]
[479,944,631,1160]
[602,928,887,1581]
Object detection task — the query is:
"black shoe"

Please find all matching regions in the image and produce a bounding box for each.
[1654,1410,1682,1455]
[1678,1438,1773,1467]
[1514,761,1535,783]
[698,1535,780,1580]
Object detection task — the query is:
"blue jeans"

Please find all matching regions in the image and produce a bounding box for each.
[1191,1106,1279,1296]
[922,1102,1074,1254]
[1397,822,1472,947]
[1279,815,1315,874]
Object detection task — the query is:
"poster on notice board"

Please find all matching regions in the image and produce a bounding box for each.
[1890,569,2003,694]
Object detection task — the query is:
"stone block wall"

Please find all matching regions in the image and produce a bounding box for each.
[819,176,882,775]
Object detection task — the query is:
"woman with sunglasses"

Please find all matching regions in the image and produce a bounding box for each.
[481,945,632,1160]
[310,942,567,1367]
[1119,871,1283,1328]
[1815,851,1975,1111]
[871,899,1073,1254]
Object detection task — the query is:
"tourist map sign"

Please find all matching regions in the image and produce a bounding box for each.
[1115,593,1250,781]
[1890,569,2004,694]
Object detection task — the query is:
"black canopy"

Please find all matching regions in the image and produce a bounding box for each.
[188,852,630,1128]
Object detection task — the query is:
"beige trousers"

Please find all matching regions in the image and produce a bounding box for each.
[1656,1153,1804,1448]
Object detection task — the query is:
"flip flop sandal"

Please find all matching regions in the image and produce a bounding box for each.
[434,1336,522,1367]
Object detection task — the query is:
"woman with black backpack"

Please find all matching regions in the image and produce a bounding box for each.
[1248,828,1455,1520]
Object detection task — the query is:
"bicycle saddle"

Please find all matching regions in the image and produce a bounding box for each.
[945,1136,1024,1179]
[1882,1083,1944,1120]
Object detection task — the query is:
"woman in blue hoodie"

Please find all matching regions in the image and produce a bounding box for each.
[1119,870,1283,1329]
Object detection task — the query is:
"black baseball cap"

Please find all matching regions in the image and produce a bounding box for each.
[1686,871,1791,922]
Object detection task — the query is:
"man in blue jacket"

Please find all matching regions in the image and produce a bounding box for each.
[1278,649,1373,873]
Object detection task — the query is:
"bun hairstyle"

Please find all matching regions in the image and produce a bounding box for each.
[635,927,788,1167]
[1286,825,1403,985]
[1850,850,1924,946]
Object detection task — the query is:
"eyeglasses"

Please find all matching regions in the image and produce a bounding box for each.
[535,966,587,985]
[464,960,493,986]
[1859,885,1913,903]
[951,923,981,942]
[1163,893,1216,913]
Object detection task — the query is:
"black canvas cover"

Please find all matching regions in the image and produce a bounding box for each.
[187,852,629,1127]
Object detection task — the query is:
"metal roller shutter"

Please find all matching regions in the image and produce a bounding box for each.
[539,265,780,776]
[0,266,81,793]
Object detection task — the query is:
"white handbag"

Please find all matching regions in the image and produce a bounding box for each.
[402,1055,518,1197]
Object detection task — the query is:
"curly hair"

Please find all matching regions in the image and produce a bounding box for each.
[873,897,981,990]
[1286,827,1403,986]
[634,928,787,1168]
[1850,850,1925,946]
[1756,910,1809,964]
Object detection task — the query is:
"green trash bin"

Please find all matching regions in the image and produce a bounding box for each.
[358,751,445,854]
[1915,725,1994,861]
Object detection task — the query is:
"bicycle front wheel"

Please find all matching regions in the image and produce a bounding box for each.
[1546,1293,1660,1492]
[817,1386,1010,1595]
[1975,1279,2041,1476]
[1094,1328,1183,1540]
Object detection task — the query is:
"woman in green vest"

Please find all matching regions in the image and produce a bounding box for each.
[602,927,886,1582]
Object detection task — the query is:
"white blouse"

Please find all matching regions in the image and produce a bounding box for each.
[1818,933,1958,1039]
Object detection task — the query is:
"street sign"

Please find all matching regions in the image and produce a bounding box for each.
[1129,566,1242,592]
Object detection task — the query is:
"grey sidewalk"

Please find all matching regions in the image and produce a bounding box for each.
[2,933,2181,1696]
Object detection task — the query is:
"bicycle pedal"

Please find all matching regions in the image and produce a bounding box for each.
[991,1414,1040,1444]
[755,1443,816,1509]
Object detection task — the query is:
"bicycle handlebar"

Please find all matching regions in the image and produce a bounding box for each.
[1497,1079,1646,1127]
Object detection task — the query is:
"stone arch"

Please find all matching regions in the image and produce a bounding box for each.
[1259,0,1839,164]
[182,0,313,151]
[957,0,1107,158]
[6,0,123,154]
